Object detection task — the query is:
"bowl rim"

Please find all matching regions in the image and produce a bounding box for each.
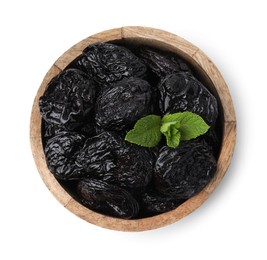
[30,26,236,232]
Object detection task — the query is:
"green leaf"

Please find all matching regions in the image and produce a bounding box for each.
[125,112,210,149]
[161,112,210,146]
[160,124,171,138]
[162,113,183,124]
[162,125,181,148]
[168,128,181,148]
[179,112,210,140]
[160,121,179,138]
[125,115,162,147]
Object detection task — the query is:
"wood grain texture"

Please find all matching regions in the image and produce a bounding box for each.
[30,26,236,232]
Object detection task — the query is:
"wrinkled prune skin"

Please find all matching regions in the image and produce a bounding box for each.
[158,73,218,126]
[136,46,192,78]
[68,43,147,87]
[141,189,184,215]
[75,131,153,188]
[44,131,85,180]
[154,141,217,199]
[42,120,66,145]
[95,77,152,131]
[42,119,96,147]
[115,141,153,188]
[75,132,119,176]
[77,178,139,219]
[39,69,97,130]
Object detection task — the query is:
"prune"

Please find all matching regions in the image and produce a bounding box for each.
[75,132,119,176]
[39,69,97,130]
[77,178,139,219]
[95,77,152,131]
[141,189,184,215]
[136,46,192,78]
[42,120,66,145]
[158,73,218,126]
[154,140,217,199]
[114,141,153,188]
[75,131,153,188]
[68,43,147,86]
[42,118,96,147]
[44,131,85,180]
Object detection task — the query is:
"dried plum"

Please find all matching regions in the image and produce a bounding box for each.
[136,46,192,78]
[75,131,153,188]
[42,120,66,145]
[95,77,152,131]
[114,141,153,188]
[158,72,218,126]
[39,69,97,130]
[141,189,184,215]
[77,178,139,219]
[154,140,217,199]
[42,116,96,145]
[75,132,120,177]
[68,43,147,86]
[44,131,85,180]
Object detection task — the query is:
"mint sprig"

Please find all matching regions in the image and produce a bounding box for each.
[125,112,210,148]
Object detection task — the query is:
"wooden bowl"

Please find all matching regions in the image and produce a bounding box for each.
[30,26,236,231]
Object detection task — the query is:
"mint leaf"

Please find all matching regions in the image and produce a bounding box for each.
[160,121,181,148]
[169,127,181,148]
[125,112,209,149]
[162,113,183,124]
[178,112,210,140]
[125,115,162,147]
[160,121,180,133]
[161,112,210,146]
[160,123,171,138]
[163,125,181,148]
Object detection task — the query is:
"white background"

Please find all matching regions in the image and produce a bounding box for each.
[0,0,266,259]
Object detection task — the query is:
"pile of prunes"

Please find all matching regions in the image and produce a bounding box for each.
[39,42,222,219]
